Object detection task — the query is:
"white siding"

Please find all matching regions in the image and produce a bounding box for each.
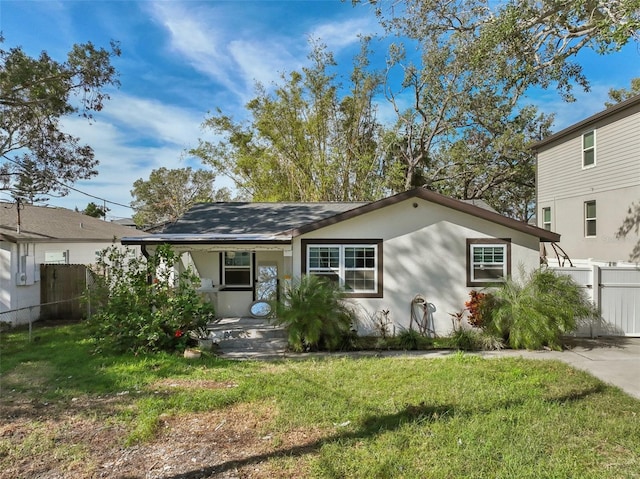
[0,240,142,325]
[537,103,640,262]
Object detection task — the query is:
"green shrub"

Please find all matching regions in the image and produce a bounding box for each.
[394,328,433,350]
[86,244,215,354]
[449,328,504,351]
[272,275,356,352]
[486,268,598,350]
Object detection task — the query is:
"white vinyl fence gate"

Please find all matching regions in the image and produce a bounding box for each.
[551,265,640,337]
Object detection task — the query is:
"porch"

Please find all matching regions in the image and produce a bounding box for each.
[131,234,294,319]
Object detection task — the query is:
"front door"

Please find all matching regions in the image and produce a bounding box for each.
[255,263,278,301]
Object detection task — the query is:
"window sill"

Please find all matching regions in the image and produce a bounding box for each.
[344,291,383,299]
[220,286,253,292]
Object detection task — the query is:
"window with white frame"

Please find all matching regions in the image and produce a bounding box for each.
[304,241,381,296]
[45,251,68,264]
[582,130,595,167]
[222,251,252,287]
[542,207,551,231]
[467,239,511,286]
[585,200,596,237]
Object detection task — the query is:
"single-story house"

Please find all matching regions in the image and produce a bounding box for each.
[0,202,146,325]
[122,188,559,336]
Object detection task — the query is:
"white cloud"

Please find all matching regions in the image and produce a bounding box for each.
[147,2,244,95]
[227,39,302,90]
[101,93,204,147]
[310,17,379,50]
[55,94,210,219]
[145,1,379,103]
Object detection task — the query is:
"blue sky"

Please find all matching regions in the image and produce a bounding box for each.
[1,1,639,220]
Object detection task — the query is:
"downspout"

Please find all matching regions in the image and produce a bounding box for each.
[140,244,152,285]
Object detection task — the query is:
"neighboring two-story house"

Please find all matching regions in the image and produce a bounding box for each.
[533,95,640,264]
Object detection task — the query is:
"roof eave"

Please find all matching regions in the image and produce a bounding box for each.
[532,94,640,151]
[287,188,561,242]
[0,234,128,244]
[121,234,293,246]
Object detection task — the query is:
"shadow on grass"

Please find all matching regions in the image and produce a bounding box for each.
[0,322,251,420]
[164,378,608,479]
[166,402,455,479]
[562,336,632,351]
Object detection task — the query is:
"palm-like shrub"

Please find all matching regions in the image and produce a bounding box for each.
[272,275,356,352]
[486,268,598,350]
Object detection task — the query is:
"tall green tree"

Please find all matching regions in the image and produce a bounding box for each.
[130,167,230,227]
[192,40,388,202]
[356,0,638,217]
[364,0,639,100]
[0,37,120,200]
[429,105,554,222]
[606,77,640,107]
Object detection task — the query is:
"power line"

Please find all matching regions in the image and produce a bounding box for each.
[58,181,132,209]
[1,154,132,210]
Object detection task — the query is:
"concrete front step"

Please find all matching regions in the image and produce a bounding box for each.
[206,317,288,358]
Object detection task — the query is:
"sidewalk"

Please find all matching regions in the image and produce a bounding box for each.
[480,337,640,400]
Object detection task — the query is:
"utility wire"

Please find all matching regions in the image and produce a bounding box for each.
[1,154,132,210]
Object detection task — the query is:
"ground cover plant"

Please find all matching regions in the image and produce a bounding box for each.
[1,323,639,478]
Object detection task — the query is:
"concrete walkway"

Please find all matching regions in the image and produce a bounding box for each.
[481,337,640,400]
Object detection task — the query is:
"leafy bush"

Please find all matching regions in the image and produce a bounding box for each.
[464,290,494,328]
[396,328,422,350]
[485,268,598,350]
[86,244,215,353]
[272,275,356,352]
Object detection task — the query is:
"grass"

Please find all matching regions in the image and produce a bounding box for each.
[2,322,640,478]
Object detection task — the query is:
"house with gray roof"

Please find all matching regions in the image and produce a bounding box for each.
[123,187,558,336]
[0,202,146,325]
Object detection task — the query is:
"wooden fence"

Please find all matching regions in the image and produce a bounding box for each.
[39,264,89,321]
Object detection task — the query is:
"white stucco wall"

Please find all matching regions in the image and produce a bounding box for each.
[293,197,541,336]
[183,248,289,318]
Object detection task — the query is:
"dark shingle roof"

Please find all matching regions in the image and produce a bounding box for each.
[0,202,145,243]
[123,188,559,245]
[162,202,366,235]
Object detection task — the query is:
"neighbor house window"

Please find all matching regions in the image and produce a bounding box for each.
[582,130,596,167]
[302,240,382,297]
[467,239,511,287]
[542,207,551,231]
[44,251,68,264]
[222,251,252,287]
[585,201,596,237]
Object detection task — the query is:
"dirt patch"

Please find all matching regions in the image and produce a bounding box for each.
[1,391,328,478]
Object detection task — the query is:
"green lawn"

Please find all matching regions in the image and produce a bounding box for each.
[1,323,639,478]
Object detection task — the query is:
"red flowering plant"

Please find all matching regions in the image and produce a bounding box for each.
[464,290,493,328]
